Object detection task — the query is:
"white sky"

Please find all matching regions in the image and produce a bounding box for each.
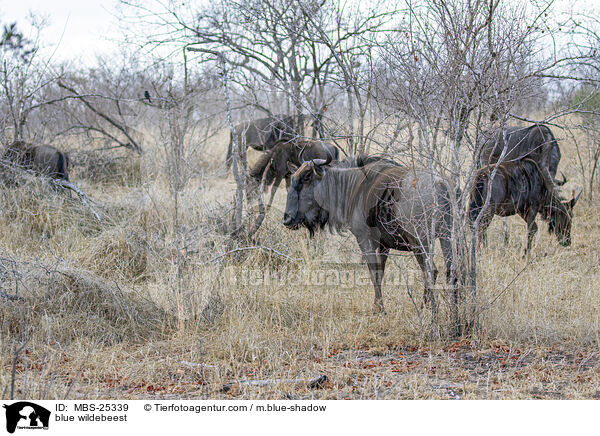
[0,0,121,64]
[2,0,600,66]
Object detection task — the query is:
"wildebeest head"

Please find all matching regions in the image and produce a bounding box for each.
[546,190,582,246]
[283,155,332,235]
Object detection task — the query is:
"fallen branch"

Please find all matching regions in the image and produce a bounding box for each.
[52,179,102,223]
[180,361,217,369]
[0,291,24,301]
[221,375,327,392]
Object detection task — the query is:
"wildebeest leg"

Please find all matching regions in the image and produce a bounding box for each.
[358,238,386,313]
[414,250,438,317]
[266,177,283,210]
[522,209,538,257]
[476,211,493,247]
[502,217,509,247]
[378,246,389,284]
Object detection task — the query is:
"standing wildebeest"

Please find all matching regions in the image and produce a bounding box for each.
[248,139,339,209]
[3,141,70,181]
[478,124,566,242]
[478,124,566,185]
[468,159,581,254]
[283,155,462,316]
[225,115,298,168]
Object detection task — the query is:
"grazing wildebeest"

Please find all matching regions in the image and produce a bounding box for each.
[248,139,339,209]
[468,158,581,254]
[3,141,70,181]
[225,115,298,168]
[478,124,567,243]
[478,124,566,185]
[283,154,462,316]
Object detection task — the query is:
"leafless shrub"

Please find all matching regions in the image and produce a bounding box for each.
[72,149,142,186]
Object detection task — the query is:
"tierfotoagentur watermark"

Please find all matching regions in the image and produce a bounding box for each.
[223,262,429,290]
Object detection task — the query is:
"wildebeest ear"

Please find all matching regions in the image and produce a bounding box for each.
[287,162,299,173]
[313,164,328,179]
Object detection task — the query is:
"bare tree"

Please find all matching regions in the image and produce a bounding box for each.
[299,0,399,153]
[380,0,568,332]
[0,19,58,144]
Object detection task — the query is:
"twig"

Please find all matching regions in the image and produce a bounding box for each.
[10,341,27,400]
[508,113,565,129]
[180,361,217,368]
[57,81,142,154]
[209,246,297,264]
[63,346,94,400]
[245,160,270,239]
[221,375,327,392]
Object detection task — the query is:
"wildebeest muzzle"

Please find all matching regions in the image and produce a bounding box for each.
[283,212,302,229]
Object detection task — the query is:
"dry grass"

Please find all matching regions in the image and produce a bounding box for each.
[1,125,600,400]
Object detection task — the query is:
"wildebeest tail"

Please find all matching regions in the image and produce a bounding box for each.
[468,174,487,225]
[57,152,69,181]
[547,129,561,180]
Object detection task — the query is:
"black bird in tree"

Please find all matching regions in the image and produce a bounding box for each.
[144,90,152,103]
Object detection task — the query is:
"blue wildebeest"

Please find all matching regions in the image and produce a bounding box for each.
[248,139,339,209]
[225,111,329,168]
[468,158,581,255]
[477,124,567,243]
[225,115,298,168]
[283,154,462,317]
[478,124,566,185]
[3,141,70,181]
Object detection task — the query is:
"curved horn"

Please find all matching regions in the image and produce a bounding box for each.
[555,171,567,186]
[299,145,307,164]
[571,189,583,208]
[312,147,333,167]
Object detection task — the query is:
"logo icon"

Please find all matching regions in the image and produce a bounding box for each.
[2,402,50,434]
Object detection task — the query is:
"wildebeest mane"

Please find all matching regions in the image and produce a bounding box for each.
[334,154,400,169]
[315,158,408,234]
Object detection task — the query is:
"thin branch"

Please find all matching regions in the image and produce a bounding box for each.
[57,81,143,154]
[209,246,297,264]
